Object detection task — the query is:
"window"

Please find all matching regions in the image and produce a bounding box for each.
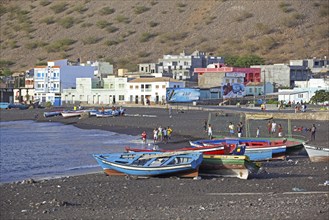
[118,84,124,89]
[119,95,124,101]
[249,88,252,93]
[135,85,139,89]
[162,85,166,88]
[156,85,159,89]
[130,85,133,89]
[298,94,303,98]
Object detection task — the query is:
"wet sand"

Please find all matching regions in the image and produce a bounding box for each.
[0,107,328,219]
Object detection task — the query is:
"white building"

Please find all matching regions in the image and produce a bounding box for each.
[127,77,185,105]
[61,76,127,105]
[157,50,224,81]
[276,78,329,103]
[34,59,94,106]
[61,76,185,106]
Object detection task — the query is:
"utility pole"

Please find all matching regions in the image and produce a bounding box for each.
[263,69,266,103]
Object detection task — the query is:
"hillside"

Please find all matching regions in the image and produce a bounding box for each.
[0,0,328,73]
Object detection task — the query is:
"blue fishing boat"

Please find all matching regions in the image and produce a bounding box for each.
[93,152,203,177]
[190,138,287,161]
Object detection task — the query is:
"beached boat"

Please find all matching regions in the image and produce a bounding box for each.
[199,155,260,180]
[304,143,329,162]
[96,111,114,118]
[43,111,63,117]
[190,138,292,160]
[61,110,84,118]
[125,144,228,155]
[93,152,203,177]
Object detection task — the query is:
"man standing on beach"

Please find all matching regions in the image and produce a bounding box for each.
[208,124,213,139]
[311,124,316,141]
[228,122,234,136]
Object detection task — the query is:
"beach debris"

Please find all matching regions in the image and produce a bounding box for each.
[292,187,306,192]
[324,181,329,186]
[21,178,36,184]
[193,176,202,180]
[21,209,27,213]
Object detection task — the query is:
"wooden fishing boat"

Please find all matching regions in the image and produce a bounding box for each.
[125,144,227,155]
[93,152,203,177]
[190,138,290,160]
[43,111,63,117]
[61,110,84,118]
[199,155,260,180]
[304,143,329,162]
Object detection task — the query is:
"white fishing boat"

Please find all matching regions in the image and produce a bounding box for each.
[304,143,329,162]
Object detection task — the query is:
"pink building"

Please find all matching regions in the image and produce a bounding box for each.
[194,63,261,88]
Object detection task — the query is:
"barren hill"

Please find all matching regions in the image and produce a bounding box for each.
[0,0,328,72]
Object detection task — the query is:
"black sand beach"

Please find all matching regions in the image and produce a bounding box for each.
[0,107,328,219]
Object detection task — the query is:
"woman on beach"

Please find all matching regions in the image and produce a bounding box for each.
[141,131,147,144]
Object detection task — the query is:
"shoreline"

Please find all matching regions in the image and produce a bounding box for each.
[1,108,328,219]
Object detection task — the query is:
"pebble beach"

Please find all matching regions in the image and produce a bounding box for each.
[0,106,328,219]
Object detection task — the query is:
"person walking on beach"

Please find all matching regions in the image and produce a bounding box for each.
[208,124,213,139]
[256,127,260,137]
[141,131,147,144]
[204,120,208,132]
[163,127,168,144]
[278,124,283,137]
[153,128,158,143]
[228,122,234,136]
[157,126,163,142]
[239,122,244,137]
[167,126,173,140]
[267,120,272,135]
[311,124,316,141]
[271,120,277,134]
[236,123,242,138]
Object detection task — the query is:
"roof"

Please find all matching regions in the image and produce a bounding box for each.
[128,77,182,83]
[246,82,264,86]
[267,91,307,96]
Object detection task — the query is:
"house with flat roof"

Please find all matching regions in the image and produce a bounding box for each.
[127,77,185,105]
[34,59,94,106]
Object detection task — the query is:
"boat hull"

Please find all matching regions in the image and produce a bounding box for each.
[93,152,203,177]
[199,155,260,180]
[304,144,329,162]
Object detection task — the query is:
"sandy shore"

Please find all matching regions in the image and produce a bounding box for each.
[0,107,328,219]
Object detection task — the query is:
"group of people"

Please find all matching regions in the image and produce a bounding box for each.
[293,124,316,141]
[228,122,244,138]
[141,126,173,144]
[267,120,283,137]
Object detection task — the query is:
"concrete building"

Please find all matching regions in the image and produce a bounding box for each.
[138,63,159,74]
[13,70,35,104]
[127,77,185,105]
[275,78,329,103]
[61,76,185,106]
[245,82,274,96]
[157,50,224,81]
[195,64,261,88]
[251,63,310,88]
[290,58,328,74]
[34,59,94,106]
[61,76,127,105]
